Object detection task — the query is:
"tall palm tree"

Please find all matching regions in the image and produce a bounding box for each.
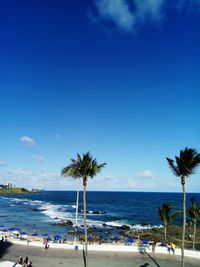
[159,203,181,241]
[166,147,200,267]
[62,152,106,267]
[188,197,200,250]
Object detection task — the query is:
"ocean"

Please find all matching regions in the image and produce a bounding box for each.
[0,191,199,240]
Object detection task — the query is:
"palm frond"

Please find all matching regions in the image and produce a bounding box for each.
[166,157,180,176]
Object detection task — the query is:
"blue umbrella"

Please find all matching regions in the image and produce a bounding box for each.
[142,239,149,244]
[8,227,21,231]
[31,233,39,236]
[87,237,93,241]
[54,235,62,239]
[0,225,5,228]
[42,233,49,237]
[0,229,7,232]
[127,237,134,243]
[21,232,27,235]
[8,227,16,231]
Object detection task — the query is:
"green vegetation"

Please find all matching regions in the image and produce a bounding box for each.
[123,225,200,250]
[62,151,106,267]
[166,147,200,267]
[158,203,181,241]
[0,187,30,194]
[188,197,200,250]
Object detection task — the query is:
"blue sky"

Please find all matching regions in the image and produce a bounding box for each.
[0,0,200,192]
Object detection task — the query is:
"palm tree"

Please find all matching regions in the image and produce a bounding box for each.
[62,152,106,267]
[166,147,200,267]
[158,203,181,241]
[188,197,200,250]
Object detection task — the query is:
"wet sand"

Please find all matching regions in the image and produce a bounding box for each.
[0,242,200,267]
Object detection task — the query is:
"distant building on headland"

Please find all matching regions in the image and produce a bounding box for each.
[0,182,14,189]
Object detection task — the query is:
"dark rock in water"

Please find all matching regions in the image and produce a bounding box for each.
[102,223,107,227]
[88,226,97,231]
[120,225,130,230]
[54,217,59,220]
[51,220,73,227]
[68,229,76,235]
[32,208,40,212]
[65,220,73,226]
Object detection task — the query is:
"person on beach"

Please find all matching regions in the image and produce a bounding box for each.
[23,256,29,266]
[27,261,32,267]
[152,241,156,253]
[27,236,30,245]
[171,242,176,255]
[18,256,23,265]
[167,242,171,254]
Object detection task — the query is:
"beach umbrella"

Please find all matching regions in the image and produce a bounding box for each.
[31,233,38,236]
[8,227,20,231]
[0,225,5,228]
[54,235,62,239]
[87,237,93,241]
[20,232,27,235]
[0,229,7,232]
[127,237,134,243]
[42,233,49,237]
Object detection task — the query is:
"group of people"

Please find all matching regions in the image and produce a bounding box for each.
[18,256,32,267]
[167,241,176,254]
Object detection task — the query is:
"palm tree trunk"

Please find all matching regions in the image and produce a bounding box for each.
[193,223,196,250]
[164,226,167,241]
[83,178,88,267]
[181,176,186,267]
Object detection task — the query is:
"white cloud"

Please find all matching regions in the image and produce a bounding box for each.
[139,169,155,178]
[31,155,45,163]
[135,0,164,21]
[0,168,62,190]
[19,136,35,146]
[0,160,7,167]
[92,0,200,32]
[94,0,135,32]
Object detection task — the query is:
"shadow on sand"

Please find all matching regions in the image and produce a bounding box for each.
[137,245,160,267]
[0,241,13,259]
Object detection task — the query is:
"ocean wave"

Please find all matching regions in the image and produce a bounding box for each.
[105,221,162,230]
[1,197,43,206]
[79,209,106,215]
[38,203,74,221]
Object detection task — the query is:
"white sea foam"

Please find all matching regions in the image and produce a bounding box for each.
[38,203,74,221]
[105,221,162,230]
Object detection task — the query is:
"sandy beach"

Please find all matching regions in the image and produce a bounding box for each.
[1,240,200,267]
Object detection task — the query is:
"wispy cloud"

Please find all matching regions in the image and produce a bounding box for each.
[31,155,45,163]
[19,136,35,146]
[0,168,62,190]
[0,160,7,167]
[91,0,200,32]
[94,0,135,32]
[138,169,155,178]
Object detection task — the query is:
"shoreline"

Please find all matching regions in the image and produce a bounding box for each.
[2,235,200,260]
[1,241,200,267]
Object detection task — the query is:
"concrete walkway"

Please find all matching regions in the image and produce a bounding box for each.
[1,242,200,267]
